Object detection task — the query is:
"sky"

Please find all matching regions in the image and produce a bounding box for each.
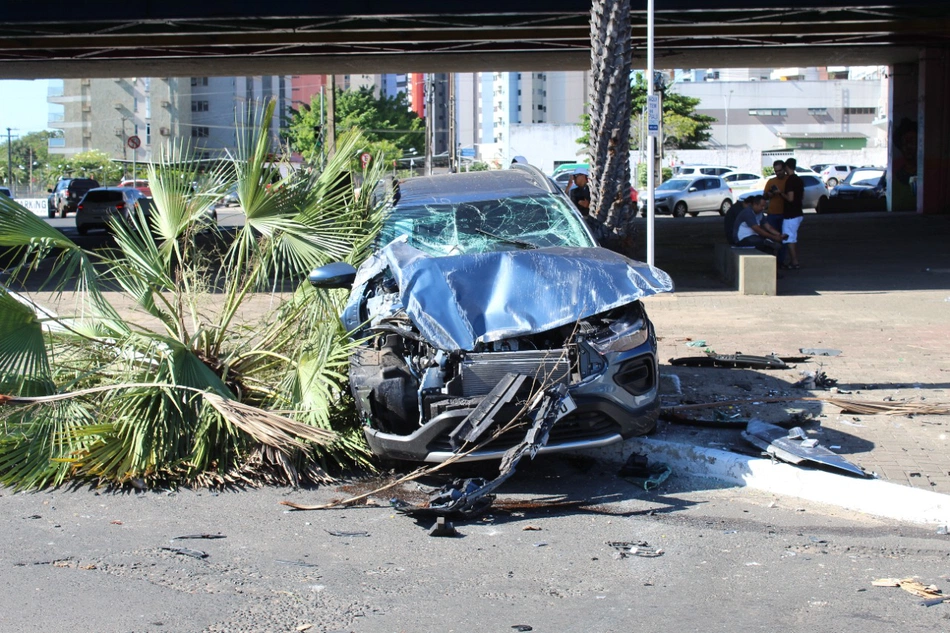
[0,80,50,136]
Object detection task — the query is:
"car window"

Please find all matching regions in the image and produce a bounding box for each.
[740,174,756,181]
[690,179,706,191]
[84,190,124,203]
[724,174,737,182]
[847,169,884,184]
[379,193,596,256]
[835,165,847,171]
[657,179,691,191]
[801,175,821,186]
[704,178,720,190]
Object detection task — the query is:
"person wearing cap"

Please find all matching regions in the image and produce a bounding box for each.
[569,169,591,215]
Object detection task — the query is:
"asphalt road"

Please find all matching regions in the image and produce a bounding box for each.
[2,456,949,633]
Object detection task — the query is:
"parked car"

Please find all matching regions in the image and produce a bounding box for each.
[672,164,734,177]
[219,184,240,207]
[307,164,673,463]
[0,186,12,198]
[820,164,859,187]
[49,177,100,218]
[75,187,150,235]
[638,175,734,217]
[118,179,152,198]
[828,167,886,200]
[721,170,764,193]
[737,173,829,211]
[810,163,833,174]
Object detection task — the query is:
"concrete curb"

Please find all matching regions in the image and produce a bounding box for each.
[584,438,950,526]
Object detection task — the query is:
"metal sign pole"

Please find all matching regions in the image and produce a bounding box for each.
[646,0,656,267]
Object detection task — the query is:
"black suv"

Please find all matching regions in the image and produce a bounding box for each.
[49,177,100,218]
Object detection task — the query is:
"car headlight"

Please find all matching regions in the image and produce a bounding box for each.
[589,312,650,354]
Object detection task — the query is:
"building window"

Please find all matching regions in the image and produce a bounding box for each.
[192,100,209,112]
[797,141,824,149]
[808,107,828,116]
[748,108,787,116]
[191,77,208,87]
[146,123,151,145]
[844,107,875,115]
[133,97,139,112]
[192,126,210,138]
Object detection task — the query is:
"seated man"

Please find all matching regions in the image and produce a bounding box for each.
[730,195,786,255]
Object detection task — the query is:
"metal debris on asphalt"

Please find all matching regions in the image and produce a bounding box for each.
[873,577,950,605]
[799,348,842,356]
[606,540,664,558]
[428,516,460,538]
[795,370,838,390]
[160,546,208,559]
[275,559,320,568]
[325,530,370,537]
[172,533,226,540]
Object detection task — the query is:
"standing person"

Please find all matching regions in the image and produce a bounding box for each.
[781,157,805,269]
[762,159,787,234]
[569,169,591,216]
[733,194,786,254]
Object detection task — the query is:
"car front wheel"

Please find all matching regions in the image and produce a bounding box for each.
[719,199,732,216]
[59,206,68,219]
[826,177,839,187]
[672,201,688,218]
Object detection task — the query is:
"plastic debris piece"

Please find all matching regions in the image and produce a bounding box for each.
[533,542,548,547]
[799,348,842,356]
[936,525,948,535]
[619,453,672,491]
[429,516,460,538]
[512,626,534,632]
[669,353,788,370]
[522,525,542,531]
[325,530,370,537]
[685,340,708,347]
[160,546,208,559]
[275,559,320,568]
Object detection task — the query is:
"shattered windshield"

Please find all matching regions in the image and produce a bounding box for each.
[378,194,595,256]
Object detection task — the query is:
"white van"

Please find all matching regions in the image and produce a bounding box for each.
[672,165,735,177]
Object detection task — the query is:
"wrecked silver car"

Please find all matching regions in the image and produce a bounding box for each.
[310,165,673,463]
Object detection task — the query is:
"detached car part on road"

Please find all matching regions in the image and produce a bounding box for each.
[311,165,673,464]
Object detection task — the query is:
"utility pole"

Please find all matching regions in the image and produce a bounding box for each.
[424,74,433,176]
[448,73,457,173]
[5,127,14,196]
[325,76,336,161]
[319,86,325,167]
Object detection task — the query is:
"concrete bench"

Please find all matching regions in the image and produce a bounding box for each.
[713,243,777,295]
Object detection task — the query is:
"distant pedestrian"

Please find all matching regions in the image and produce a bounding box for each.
[762,159,787,234]
[569,169,591,215]
[733,194,786,255]
[781,157,805,268]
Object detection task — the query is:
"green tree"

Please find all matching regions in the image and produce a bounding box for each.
[286,87,424,167]
[0,99,389,489]
[577,72,716,151]
[0,131,59,194]
[47,150,124,186]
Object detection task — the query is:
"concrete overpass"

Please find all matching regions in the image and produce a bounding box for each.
[2,1,948,213]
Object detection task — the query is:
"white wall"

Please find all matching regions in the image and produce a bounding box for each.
[508,123,586,174]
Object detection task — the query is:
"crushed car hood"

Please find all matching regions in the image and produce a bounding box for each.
[353,239,673,351]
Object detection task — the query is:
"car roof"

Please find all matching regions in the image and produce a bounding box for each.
[393,166,559,207]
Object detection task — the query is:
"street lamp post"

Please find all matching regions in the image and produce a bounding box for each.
[6,128,12,196]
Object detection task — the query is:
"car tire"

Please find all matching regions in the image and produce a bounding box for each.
[59,207,68,219]
[816,195,828,214]
[77,225,88,236]
[719,199,732,216]
[688,211,699,217]
[672,201,688,218]
[47,207,55,219]
[826,177,838,188]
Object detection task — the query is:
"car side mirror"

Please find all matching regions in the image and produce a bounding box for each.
[309,262,357,289]
[688,187,698,192]
[47,188,53,193]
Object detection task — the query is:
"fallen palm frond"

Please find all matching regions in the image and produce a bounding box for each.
[662,396,950,417]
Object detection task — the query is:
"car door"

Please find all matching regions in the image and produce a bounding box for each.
[685,177,706,210]
[703,177,721,210]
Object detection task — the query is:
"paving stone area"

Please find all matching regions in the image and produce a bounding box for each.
[634,210,950,492]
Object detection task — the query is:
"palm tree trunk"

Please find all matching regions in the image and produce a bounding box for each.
[589,0,634,248]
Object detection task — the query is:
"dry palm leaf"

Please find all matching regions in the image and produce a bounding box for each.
[664,396,949,416]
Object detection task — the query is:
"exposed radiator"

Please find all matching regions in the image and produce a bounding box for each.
[460,350,571,397]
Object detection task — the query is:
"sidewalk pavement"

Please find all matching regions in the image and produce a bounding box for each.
[629,210,950,494]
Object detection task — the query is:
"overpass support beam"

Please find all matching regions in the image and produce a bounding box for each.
[887,62,917,212]
[917,47,950,215]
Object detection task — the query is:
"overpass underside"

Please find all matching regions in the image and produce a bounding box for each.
[2,1,948,213]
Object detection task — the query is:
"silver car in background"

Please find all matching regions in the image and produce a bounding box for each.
[638,175,734,217]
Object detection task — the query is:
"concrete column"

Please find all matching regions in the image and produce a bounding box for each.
[917,47,950,215]
[887,62,917,212]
